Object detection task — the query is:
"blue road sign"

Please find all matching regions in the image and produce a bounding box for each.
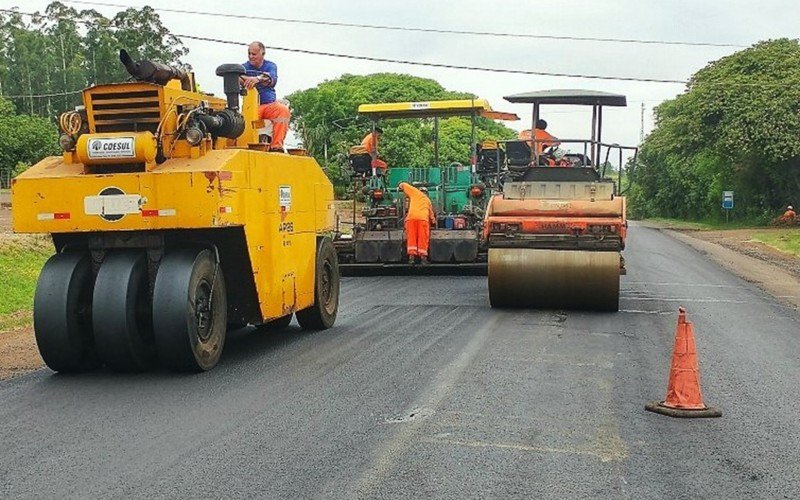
[722,191,734,210]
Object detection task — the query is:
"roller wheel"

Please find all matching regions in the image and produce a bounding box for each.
[92,251,157,372]
[488,248,620,311]
[33,252,99,373]
[257,314,293,331]
[153,248,227,372]
[296,237,339,330]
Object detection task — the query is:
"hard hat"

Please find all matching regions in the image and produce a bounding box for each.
[789,205,794,210]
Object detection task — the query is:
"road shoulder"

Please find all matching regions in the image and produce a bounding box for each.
[643,223,800,310]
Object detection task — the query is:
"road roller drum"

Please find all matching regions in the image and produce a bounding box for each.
[488,248,621,311]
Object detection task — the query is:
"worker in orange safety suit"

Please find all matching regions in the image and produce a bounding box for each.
[241,41,291,151]
[398,182,436,265]
[518,119,560,154]
[361,127,388,173]
[782,205,796,220]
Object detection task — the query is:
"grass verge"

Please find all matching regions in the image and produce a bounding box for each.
[750,230,800,258]
[642,217,761,231]
[0,235,51,332]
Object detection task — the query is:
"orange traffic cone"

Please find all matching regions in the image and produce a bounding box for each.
[645,307,722,418]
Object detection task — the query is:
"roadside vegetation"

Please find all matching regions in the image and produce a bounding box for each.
[750,231,800,258]
[0,236,51,332]
[629,39,800,223]
[0,3,188,186]
[644,217,765,231]
[646,217,800,257]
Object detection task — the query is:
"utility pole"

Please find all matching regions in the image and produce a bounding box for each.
[640,103,645,143]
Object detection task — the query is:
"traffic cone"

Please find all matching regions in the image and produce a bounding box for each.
[645,307,722,418]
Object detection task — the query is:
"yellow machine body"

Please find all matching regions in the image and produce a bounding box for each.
[13,79,334,324]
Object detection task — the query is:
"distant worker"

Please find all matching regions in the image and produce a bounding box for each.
[782,205,796,220]
[518,119,561,154]
[398,182,436,265]
[361,127,388,173]
[241,41,291,151]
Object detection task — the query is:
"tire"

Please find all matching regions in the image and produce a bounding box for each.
[33,252,99,373]
[296,237,339,330]
[92,251,156,372]
[153,248,227,372]
[257,314,292,331]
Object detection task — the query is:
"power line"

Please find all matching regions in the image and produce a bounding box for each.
[1,89,83,99]
[0,8,689,85]
[179,34,689,84]
[62,0,747,49]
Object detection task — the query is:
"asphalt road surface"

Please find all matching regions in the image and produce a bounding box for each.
[2,224,799,499]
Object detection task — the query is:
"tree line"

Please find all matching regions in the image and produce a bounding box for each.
[287,72,517,192]
[629,39,800,222]
[3,2,796,220]
[0,1,186,185]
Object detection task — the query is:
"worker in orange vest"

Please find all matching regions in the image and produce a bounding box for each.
[782,205,796,220]
[361,127,388,173]
[398,182,436,265]
[518,119,560,155]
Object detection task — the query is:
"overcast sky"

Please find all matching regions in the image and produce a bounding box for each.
[6,0,800,151]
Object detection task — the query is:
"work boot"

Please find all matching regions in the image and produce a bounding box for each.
[420,256,430,266]
[408,257,416,265]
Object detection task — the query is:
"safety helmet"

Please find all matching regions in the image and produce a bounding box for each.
[789,205,794,210]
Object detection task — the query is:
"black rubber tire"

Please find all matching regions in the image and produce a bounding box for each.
[92,251,156,372]
[33,252,99,373]
[153,248,227,372]
[296,237,339,330]
[257,314,293,331]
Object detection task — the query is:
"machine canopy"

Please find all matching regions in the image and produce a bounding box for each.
[357,99,520,120]
[503,90,627,107]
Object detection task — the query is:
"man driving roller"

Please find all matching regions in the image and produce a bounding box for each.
[241,41,291,151]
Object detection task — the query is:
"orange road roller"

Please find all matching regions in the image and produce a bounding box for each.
[485,90,636,311]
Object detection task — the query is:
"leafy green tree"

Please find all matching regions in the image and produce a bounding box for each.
[0,97,59,185]
[0,2,188,119]
[288,73,516,187]
[631,39,800,221]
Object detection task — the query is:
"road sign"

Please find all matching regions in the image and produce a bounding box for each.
[722,191,734,210]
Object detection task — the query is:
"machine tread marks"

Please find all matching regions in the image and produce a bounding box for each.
[92,251,157,371]
[153,248,227,372]
[33,252,100,373]
[296,237,340,330]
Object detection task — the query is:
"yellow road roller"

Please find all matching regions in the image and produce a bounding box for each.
[484,90,637,311]
[12,51,339,372]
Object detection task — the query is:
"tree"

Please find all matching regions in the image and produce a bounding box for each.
[630,39,800,221]
[0,97,59,186]
[0,2,189,119]
[288,73,516,187]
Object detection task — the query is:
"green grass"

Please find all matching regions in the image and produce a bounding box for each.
[0,237,51,331]
[643,217,761,230]
[750,231,800,258]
